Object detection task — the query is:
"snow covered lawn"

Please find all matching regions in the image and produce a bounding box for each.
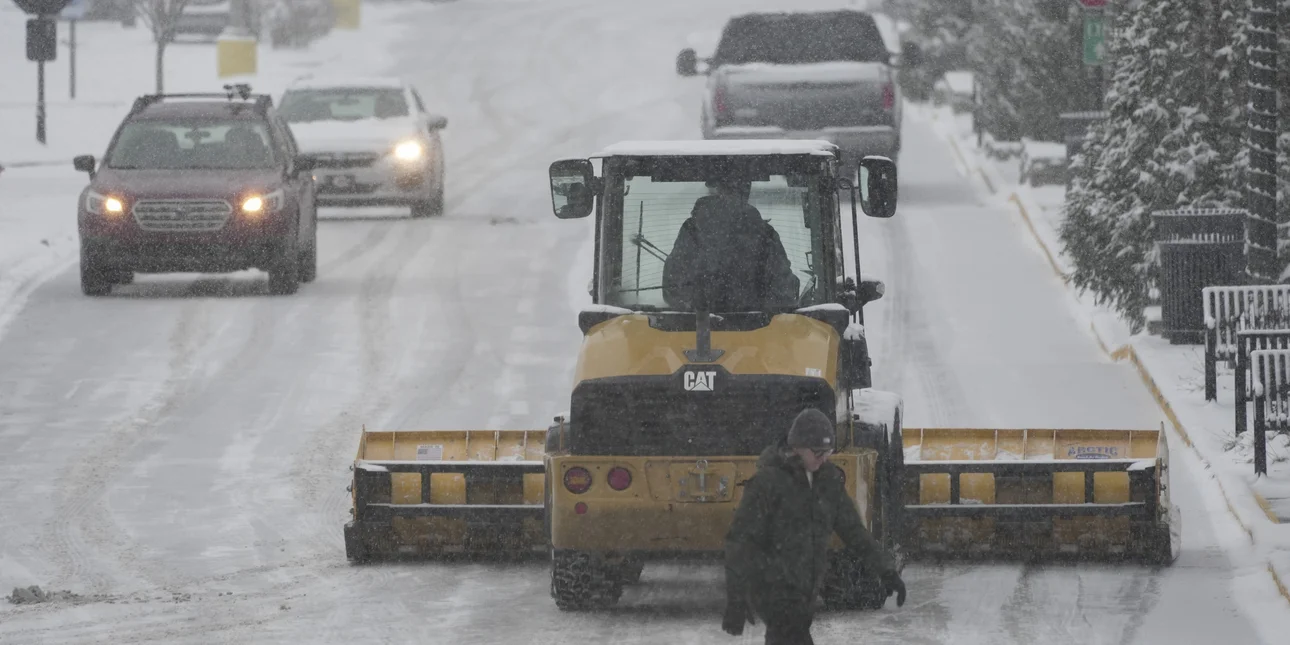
[0,2,419,337]
[916,100,1290,607]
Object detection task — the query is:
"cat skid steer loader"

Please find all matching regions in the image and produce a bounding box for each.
[342,140,1177,612]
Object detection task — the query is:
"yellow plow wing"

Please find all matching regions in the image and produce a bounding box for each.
[344,429,548,561]
[898,426,1177,563]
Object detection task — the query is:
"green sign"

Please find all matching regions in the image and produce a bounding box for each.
[1083,11,1105,66]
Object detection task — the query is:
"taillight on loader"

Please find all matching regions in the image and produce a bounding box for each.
[607,467,632,491]
[564,467,592,494]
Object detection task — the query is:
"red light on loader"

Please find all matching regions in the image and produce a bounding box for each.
[575,502,588,515]
[564,467,592,494]
[607,467,632,491]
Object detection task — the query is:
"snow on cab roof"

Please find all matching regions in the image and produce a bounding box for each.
[286,75,406,91]
[593,140,838,158]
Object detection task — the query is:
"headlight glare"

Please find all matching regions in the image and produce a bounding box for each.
[394,140,423,161]
[242,188,285,216]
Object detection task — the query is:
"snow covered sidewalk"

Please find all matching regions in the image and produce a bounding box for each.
[0,3,420,338]
[915,101,1290,606]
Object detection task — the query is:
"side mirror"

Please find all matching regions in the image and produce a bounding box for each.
[900,41,923,68]
[424,114,448,130]
[858,156,898,218]
[74,154,96,176]
[550,158,596,219]
[858,278,885,305]
[676,48,698,76]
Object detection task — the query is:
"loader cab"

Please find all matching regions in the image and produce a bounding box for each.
[548,140,898,324]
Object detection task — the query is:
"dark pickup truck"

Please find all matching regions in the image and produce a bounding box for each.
[677,9,920,172]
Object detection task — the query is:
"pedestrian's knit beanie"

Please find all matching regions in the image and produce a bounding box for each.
[787,408,835,450]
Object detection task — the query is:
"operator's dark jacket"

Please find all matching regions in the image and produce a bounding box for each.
[725,442,897,611]
[662,196,799,311]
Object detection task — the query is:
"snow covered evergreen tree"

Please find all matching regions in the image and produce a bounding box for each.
[1061,0,1250,329]
[880,0,977,101]
[965,0,1089,141]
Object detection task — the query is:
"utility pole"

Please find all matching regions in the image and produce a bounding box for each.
[1247,0,1279,293]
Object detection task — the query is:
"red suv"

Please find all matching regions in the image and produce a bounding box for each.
[73,86,318,296]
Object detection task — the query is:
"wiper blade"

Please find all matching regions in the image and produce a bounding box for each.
[630,234,669,262]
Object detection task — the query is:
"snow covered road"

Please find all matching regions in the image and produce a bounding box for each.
[0,0,1278,642]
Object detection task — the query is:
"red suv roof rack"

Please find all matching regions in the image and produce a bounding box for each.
[128,83,273,117]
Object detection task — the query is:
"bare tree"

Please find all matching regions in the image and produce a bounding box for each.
[131,0,193,94]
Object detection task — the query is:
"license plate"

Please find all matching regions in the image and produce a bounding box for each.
[327,174,357,188]
[669,460,736,503]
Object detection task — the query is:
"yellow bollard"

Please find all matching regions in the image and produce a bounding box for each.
[216,33,257,78]
[333,0,360,30]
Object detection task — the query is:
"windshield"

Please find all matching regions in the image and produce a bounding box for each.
[599,156,833,313]
[104,120,276,170]
[277,88,410,122]
[714,13,890,65]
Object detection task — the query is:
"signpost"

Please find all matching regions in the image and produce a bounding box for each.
[1077,0,1109,112]
[13,0,72,144]
[1082,11,1105,66]
[60,0,87,99]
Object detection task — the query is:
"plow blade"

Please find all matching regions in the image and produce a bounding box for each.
[899,426,1178,564]
[345,429,547,561]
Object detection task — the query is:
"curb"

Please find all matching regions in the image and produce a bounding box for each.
[933,117,1290,607]
[0,161,67,170]
[1006,194,1067,282]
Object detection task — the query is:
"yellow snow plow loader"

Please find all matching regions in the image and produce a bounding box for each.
[342,140,1177,611]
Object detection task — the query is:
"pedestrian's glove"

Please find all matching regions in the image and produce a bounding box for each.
[721,599,755,636]
[881,570,906,607]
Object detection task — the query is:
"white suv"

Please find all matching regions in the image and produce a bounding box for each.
[278,76,448,218]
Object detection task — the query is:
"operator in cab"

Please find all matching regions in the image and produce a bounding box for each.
[661,176,800,311]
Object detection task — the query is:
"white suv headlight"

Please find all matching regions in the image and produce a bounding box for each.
[393,139,424,162]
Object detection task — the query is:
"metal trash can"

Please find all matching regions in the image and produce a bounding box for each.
[1059,111,1109,162]
[1152,208,1248,344]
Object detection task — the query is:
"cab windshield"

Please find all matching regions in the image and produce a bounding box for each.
[105,120,277,170]
[598,155,834,312]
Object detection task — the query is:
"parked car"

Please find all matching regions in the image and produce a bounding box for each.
[263,0,334,49]
[72,85,319,296]
[277,76,448,218]
[171,0,230,42]
[932,70,975,114]
[1018,138,1069,186]
[677,9,921,172]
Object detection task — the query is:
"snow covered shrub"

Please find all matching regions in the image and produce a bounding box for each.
[1062,0,1253,330]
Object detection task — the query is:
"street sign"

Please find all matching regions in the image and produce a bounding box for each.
[1079,0,1108,7]
[27,17,56,61]
[12,0,72,14]
[1083,11,1106,65]
[59,0,86,20]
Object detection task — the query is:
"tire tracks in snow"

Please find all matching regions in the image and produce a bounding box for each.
[39,298,214,595]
